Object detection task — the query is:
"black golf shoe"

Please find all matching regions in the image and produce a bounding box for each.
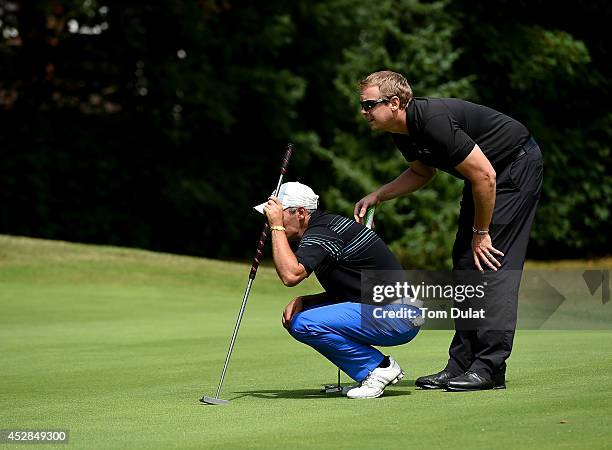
[445,370,506,392]
[415,370,457,389]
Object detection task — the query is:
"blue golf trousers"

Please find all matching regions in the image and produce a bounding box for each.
[288,301,420,382]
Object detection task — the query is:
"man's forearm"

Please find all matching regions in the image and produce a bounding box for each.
[377,166,435,201]
[271,230,302,285]
[471,178,496,230]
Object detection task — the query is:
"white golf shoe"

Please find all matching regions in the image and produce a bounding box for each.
[346,357,404,399]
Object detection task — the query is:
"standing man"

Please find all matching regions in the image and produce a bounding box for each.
[254,181,422,399]
[354,70,543,391]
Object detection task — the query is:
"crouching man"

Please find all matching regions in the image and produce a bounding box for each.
[254,181,422,399]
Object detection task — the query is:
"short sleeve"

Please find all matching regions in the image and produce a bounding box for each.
[423,114,476,166]
[295,227,343,274]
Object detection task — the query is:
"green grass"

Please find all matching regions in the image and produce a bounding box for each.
[0,235,610,449]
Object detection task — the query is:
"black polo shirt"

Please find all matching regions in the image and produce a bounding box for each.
[294,210,403,303]
[392,97,531,178]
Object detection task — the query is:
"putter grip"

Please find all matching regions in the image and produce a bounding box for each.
[279,143,293,176]
[249,223,269,279]
[249,143,294,280]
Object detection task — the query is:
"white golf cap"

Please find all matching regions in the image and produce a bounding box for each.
[253,181,319,214]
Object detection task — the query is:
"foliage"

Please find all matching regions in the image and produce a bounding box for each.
[0,0,609,265]
[449,0,612,258]
[295,0,473,269]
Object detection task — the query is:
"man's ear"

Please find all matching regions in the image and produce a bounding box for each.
[390,95,401,111]
[297,206,307,220]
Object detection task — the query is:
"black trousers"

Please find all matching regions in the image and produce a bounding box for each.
[444,137,543,378]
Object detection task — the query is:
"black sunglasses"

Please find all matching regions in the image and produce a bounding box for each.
[360,97,389,111]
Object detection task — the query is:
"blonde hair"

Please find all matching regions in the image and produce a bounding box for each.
[360,70,413,108]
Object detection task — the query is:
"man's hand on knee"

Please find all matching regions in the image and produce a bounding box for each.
[282,297,304,330]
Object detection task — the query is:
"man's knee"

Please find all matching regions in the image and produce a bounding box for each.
[288,313,311,341]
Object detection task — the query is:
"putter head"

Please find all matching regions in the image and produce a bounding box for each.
[322,384,343,394]
[321,385,354,395]
[200,396,230,405]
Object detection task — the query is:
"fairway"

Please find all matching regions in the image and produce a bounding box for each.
[1,235,610,449]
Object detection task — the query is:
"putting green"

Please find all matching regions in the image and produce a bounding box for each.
[0,236,610,449]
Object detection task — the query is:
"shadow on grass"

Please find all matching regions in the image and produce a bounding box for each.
[228,381,415,401]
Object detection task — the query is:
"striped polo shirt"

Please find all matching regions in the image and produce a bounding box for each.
[295,210,404,303]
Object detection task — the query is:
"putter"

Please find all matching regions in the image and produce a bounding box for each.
[201,143,294,405]
[322,206,376,395]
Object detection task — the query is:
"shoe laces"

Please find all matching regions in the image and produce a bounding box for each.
[361,371,386,388]
[464,370,489,381]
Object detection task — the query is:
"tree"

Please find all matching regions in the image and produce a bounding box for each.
[449,0,612,258]
[291,0,474,269]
